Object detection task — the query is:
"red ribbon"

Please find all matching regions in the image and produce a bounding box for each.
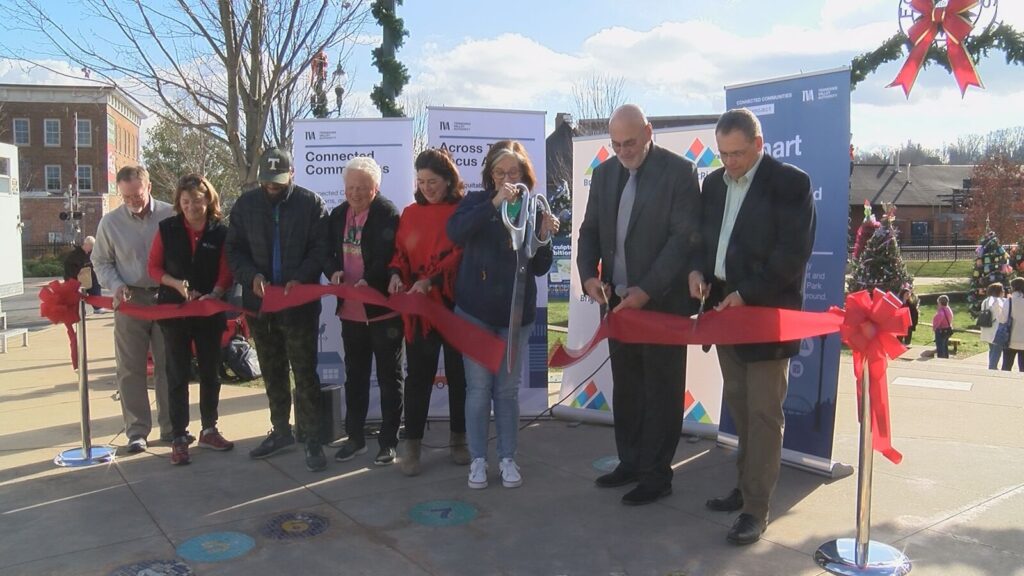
[39,280,248,369]
[549,306,845,367]
[889,0,984,97]
[840,290,909,464]
[551,289,907,464]
[260,285,506,373]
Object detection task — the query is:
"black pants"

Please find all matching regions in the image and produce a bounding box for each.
[1002,348,1024,371]
[608,340,686,489]
[341,316,405,448]
[250,307,322,437]
[159,315,225,438]
[403,328,466,439]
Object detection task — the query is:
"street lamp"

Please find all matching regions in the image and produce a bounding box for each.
[332,62,346,117]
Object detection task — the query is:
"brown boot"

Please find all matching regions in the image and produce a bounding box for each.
[450,432,471,465]
[400,439,421,476]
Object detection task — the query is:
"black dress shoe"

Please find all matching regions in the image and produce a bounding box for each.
[706,488,744,512]
[621,484,672,506]
[595,467,639,488]
[727,513,767,545]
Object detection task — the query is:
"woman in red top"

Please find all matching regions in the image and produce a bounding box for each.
[148,174,235,465]
[390,148,468,476]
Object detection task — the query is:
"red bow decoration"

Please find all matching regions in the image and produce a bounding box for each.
[889,0,984,97]
[38,279,83,369]
[839,290,910,464]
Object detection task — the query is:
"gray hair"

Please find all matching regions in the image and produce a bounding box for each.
[716,108,763,141]
[342,156,382,188]
[82,236,96,248]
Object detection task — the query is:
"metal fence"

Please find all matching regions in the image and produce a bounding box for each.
[22,244,73,260]
[848,234,997,262]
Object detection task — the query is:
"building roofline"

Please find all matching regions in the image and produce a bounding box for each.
[0,83,146,124]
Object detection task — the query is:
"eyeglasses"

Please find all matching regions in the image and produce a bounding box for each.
[718,149,751,161]
[492,168,522,180]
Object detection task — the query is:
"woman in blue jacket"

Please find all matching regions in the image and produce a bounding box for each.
[447,140,558,490]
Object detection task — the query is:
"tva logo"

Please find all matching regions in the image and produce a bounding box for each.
[305,131,315,140]
[439,121,451,130]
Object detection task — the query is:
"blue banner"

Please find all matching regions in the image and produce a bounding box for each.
[724,69,850,473]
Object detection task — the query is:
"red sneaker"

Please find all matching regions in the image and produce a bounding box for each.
[170,441,191,465]
[198,429,235,451]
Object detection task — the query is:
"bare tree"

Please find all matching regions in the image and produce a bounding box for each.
[399,90,430,156]
[1,1,370,187]
[570,73,628,134]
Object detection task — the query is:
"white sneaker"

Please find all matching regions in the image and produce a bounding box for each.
[499,458,522,488]
[468,458,488,489]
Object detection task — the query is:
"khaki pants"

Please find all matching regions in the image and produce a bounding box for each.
[114,288,171,440]
[716,345,789,522]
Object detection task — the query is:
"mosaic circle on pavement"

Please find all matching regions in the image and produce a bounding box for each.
[261,511,330,540]
[409,500,478,527]
[175,531,254,563]
[108,559,194,576]
[592,456,620,473]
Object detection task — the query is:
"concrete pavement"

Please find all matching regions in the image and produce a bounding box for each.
[0,316,1022,575]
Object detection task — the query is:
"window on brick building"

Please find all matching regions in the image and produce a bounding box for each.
[13,119,29,146]
[45,165,61,192]
[77,165,92,191]
[44,119,61,147]
[77,119,92,147]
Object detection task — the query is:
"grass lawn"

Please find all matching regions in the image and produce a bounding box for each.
[905,260,975,278]
[912,301,987,359]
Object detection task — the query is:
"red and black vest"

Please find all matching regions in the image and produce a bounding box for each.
[156,215,228,304]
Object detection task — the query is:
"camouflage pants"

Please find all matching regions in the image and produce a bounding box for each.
[249,308,321,438]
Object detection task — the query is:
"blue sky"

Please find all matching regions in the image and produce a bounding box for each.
[3,0,1022,154]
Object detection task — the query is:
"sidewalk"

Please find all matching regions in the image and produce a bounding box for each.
[1,317,1022,575]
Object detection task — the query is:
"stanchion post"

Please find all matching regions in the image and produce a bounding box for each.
[814,359,911,575]
[54,292,116,468]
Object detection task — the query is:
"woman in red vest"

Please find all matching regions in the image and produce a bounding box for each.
[148,174,235,465]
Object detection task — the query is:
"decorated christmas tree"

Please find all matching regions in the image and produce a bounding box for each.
[847,203,912,294]
[1008,239,1024,277]
[967,226,1012,318]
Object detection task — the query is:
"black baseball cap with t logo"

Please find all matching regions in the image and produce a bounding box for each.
[258,147,293,185]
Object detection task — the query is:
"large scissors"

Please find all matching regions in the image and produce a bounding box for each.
[501,182,553,374]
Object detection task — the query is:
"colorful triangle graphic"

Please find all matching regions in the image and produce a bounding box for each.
[584,146,612,176]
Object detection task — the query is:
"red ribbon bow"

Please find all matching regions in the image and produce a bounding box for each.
[38,279,83,369]
[839,290,910,464]
[889,0,984,97]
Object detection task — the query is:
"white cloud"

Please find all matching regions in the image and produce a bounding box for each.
[0,58,95,85]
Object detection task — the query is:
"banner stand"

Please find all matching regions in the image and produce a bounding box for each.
[55,296,116,468]
[814,361,912,574]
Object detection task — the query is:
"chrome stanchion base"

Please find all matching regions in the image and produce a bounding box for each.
[815,538,911,576]
[54,446,117,468]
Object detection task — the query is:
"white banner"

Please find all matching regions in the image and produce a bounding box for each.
[293,117,415,420]
[427,106,549,417]
[552,128,723,437]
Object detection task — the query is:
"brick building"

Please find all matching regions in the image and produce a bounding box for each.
[0,83,143,249]
[849,163,975,246]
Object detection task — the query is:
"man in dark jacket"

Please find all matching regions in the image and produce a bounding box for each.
[63,236,104,312]
[689,108,816,545]
[226,147,330,472]
[577,104,701,506]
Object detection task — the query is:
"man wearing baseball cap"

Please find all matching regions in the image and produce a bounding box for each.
[226,147,330,471]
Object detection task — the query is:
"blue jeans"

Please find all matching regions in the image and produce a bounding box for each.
[935,329,950,358]
[456,307,531,461]
[988,343,1003,370]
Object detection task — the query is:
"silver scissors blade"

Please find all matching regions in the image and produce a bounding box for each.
[692,286,706,333]
[506,254,529,374]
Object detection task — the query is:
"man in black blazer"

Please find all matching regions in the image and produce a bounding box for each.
[689,108,816,545]
[577,104,701,505]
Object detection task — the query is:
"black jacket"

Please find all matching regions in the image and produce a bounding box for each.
[155,215,227,305]
[226,183,328,317]
[324,194,400,319]
[447,189,552,328]
[63,247,92,281]
[693,154,816,362]
[576,143,701,316]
